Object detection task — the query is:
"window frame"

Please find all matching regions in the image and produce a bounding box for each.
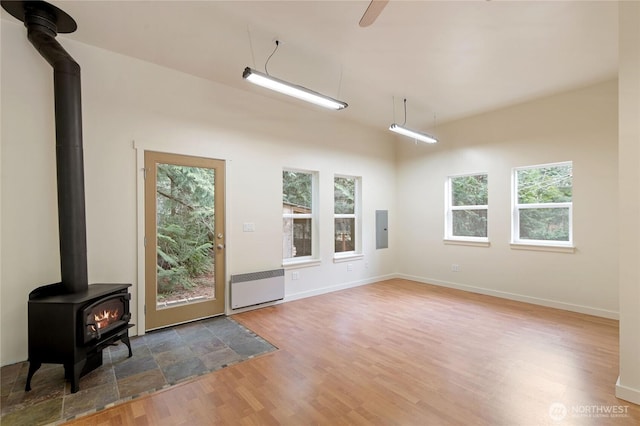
[444,172,489,244]
[282,168,319,265]
[333,174,362,260]
[511,161,574,249]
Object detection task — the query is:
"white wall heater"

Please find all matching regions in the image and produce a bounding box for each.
[230,269,285,309]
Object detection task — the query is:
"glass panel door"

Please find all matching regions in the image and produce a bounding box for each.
[145,151,225,330]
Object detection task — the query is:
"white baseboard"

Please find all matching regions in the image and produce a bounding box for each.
[616,377,640,405]
[227,274,398,315]
[230,273,619,320]
[397,274,619,320]
[284,274,398,303]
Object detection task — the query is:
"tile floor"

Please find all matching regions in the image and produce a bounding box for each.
[0,316,276,425]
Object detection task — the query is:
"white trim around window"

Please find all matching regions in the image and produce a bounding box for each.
[444,172,489,244]
[282,168,319,264]
[511,161,574,250]
[333,175,362,260]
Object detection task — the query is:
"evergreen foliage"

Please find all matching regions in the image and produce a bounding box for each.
[451,175,488,237]
[283,171,312,208]
[334,177,355,214]
[156,164,215,295]
[517,163,572,241]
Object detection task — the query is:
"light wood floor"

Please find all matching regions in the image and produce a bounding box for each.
[66,279,639,425]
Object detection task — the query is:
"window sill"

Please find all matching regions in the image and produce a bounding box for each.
[510,243,575,253]
[333,253,364,263]
[282,259,322,269]
[444,239,490,248]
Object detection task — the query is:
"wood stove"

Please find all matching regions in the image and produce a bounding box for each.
[26,283,133,393]
[1,0,134,393]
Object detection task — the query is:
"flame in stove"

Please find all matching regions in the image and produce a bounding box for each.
[94,309,120,329]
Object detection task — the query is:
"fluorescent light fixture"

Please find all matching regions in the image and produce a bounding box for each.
[243,67,348,110]
[389,123,438,144]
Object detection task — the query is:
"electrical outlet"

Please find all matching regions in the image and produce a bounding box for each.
[347,263,353,272]
[451,264,460,272]
[292,271,300,280]
[365,262,369,269]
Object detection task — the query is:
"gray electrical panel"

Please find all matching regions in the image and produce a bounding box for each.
[376,210,388,249]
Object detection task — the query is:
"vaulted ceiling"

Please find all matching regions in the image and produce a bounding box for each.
[2,1,619,132]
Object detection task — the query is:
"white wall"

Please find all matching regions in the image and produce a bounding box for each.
[1,14,635,382]
[616,0,640,405]
[0,21,397,365]
[396,79,619,318]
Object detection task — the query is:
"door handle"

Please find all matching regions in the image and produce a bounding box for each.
[217,244,224,250]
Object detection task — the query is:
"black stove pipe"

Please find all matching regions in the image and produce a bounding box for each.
[3,1,88,293]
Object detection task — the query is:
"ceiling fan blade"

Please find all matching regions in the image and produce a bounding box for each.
[359,0,389,27]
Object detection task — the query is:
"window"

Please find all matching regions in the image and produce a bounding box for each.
[283,169,317,261]
[334,175,361,256]
[445,173,489,242]
[512,162,573,246]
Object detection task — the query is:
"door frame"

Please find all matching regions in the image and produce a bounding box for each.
[134,142,229,336]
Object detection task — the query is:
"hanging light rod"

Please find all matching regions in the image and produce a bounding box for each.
[389,98,438,144]
[242,67,348,110]
[389,123,438,144]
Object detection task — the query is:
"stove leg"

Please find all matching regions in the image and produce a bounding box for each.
[67,359,86,394]
[25,360,41,391]
[121,334,133,358]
